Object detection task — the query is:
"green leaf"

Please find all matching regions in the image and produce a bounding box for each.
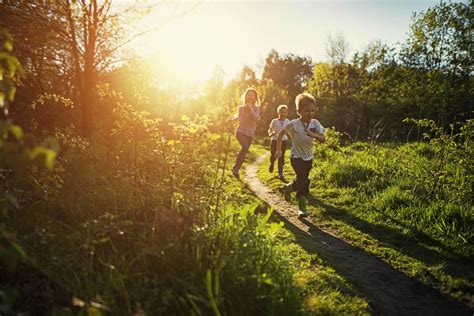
[4,41,13,52]
[0,78,14,103]
[9,124,23,140]
[28,146,57,170]
[0,91,5,108]
[44,150,56,170]
[7,86,15,102]
[6,56,21,77]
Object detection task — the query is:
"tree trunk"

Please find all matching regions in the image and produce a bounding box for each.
[63,0,99,136]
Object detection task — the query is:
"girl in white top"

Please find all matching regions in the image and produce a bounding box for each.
[268,105,290,180]
[275,93,325,217]
[231,88,261,179]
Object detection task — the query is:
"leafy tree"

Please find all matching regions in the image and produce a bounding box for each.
[239,65,259,87]
[0,2,75,128]
[309,1,473,141]
[309,33,361,137]
[351,41,406,140]
[262,49,313,107]
[225,65,262,121]
[400,1,473,75]
[257,80,288,135]
[399,1,473,128]
[0,1,153,136]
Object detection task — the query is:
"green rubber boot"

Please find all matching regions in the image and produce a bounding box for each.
[283,183,293,202]
[297,196,308,217]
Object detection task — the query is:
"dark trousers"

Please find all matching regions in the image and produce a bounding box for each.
[270,140,287,173]
[290,158,313,198]
[234,132,253,170]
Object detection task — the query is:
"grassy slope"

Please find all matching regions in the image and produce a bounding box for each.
[255,141,473,307]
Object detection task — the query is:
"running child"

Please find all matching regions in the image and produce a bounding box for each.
[275,93,325,217]
[231,88,261,179]
[268,104,290,180]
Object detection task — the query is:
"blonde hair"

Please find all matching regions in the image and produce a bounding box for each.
[277,104,288,113]
[295,93,316,113]
[241,88,260,106]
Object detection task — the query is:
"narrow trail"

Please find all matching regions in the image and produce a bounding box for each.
[243,153,472,316]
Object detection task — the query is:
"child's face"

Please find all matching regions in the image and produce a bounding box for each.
[245,91,257,105]
[299,104,315,122]
[278,109,288,118]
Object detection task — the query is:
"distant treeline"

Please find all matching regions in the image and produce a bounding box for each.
[1,1,472,141]
[247,1,472,141]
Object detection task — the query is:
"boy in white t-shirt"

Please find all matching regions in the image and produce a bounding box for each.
[275,93,325,217]
[268,104,290,180]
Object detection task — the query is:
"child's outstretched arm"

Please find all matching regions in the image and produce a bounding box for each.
[268,121,274,137]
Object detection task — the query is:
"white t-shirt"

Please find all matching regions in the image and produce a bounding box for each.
[283,118,325,161]
[269,118,290,141]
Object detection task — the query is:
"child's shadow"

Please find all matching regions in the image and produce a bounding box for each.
[268,208,472,316]
[306,194,473,280]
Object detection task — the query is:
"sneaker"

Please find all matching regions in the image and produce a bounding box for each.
[297,196,308,217]
[278,174,286,181]
[269,163,274,173]
[298,210,308,218]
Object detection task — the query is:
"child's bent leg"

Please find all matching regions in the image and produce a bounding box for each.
[234,132,253,171]
[270,140,277,163]
[269,140,276,172]
[290,158,313,198]
[278,140,287,177]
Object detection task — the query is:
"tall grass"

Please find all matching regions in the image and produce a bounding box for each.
[2,94,305,314]
[312,120,473,254]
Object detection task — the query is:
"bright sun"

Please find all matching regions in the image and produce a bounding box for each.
[132,2,260,84]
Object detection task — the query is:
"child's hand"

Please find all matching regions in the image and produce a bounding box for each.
[275,150,282,159]
[306,130,319,138]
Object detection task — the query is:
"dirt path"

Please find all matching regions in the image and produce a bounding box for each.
[243,153,472,316]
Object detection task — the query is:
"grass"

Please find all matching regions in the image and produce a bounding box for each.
[1,131,370,315]
[255,140,473,307]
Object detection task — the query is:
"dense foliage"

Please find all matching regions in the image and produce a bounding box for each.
[0,0,472,314]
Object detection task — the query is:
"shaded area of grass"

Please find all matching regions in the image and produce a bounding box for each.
[256,141,473,307]
[276,229,370,315]
[249,142,372,315]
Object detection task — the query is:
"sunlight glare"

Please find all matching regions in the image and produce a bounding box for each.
[133,3,256,84]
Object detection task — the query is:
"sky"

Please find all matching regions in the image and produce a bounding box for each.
[129,0,442,83]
